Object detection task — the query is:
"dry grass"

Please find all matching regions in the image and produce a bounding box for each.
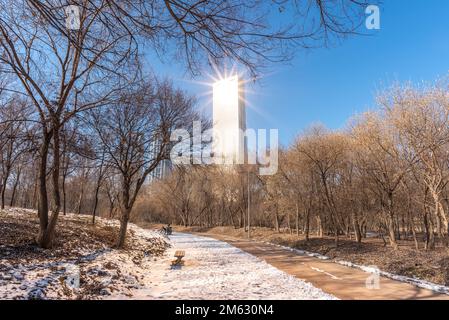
[0,211,166,261]
[0,208,169,300]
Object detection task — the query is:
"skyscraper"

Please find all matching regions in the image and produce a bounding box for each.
[149,139,172,182]
[212,76,247,164]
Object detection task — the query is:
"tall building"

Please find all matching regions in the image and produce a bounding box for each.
[212,76,247,164]
[149,139,172,182]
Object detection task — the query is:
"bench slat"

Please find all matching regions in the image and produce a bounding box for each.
[174,250,185,258]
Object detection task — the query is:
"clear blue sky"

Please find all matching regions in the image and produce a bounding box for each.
[147,0,449,147]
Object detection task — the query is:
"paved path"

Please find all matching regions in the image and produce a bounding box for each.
[198,233,449,300]
[132,233,335,299]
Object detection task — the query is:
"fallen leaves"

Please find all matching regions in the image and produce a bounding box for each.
[0,208,170,300]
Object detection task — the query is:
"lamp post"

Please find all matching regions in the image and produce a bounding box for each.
[247,167,251,239]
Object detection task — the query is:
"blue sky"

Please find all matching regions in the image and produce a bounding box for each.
[148,0,449,147]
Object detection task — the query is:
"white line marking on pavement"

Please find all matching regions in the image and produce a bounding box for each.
[310,266,342,280]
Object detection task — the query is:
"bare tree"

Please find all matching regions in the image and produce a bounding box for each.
[0,0,138,247]
[88,80,200,248]
[0,99,33,209]
[91,148,108,224]
[384,83,449,248]
[24,0,373,77]
[138,79,449,252]
[0,0,375,248]
[295,126,348,246]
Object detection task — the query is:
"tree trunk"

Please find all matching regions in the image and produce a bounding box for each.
[352,210,362,244]
[286,210,292,234]
[9,167,21,207]
[334,228,339,247]
[395,214,401,240]
[439,202,449,246]
[48,124,62,246]
[77,185,84,215]
[274,207,280,232]
[316,215,323,237]
[36,133,51,248]
[424,211,435,250]
[239,207,244,229]
[92,184,100,224]
[36,126,61,249]
[401,213,407,239]
[387,212,398,249]
[304,209,310,241]
[32,169,39,210]
[0,182,3,209]
[108,194,115,218]
[1,175,8,210]
[92,157,104,225]
[386,192,398,249]
[117,207,131,248]
[429,190,449,246]
[435,203,443,243]
[295,201,300,236]
[410,214,419,250]
[62,173,67,215]
[116,178,134,249]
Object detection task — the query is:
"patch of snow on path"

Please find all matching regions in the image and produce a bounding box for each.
[116,233,336,300]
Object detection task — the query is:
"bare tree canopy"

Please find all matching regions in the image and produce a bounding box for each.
[0,0,376,248]
[1,0,374,76]
[86,79,201,247]
[141,80,449,251]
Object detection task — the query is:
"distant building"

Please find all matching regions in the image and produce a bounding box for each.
[149,139,172,182]
[150,159,172,181]
[212,76,247,164]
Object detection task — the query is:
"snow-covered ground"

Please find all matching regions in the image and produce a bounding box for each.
[115,233,336,300]
[0,208,168,300]
[1,208,335,300]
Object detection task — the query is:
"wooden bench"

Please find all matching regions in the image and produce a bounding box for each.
[171,250,185,266]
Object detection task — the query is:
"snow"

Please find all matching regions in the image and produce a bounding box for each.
[0,208,168,300]
[2,205,448,299]
[1,209,336,300]
[112,233,337,300]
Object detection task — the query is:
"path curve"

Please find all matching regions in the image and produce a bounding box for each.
[199,233,449,300]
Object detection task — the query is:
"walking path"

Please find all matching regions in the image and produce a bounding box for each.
[198,233,449,300]
[124,233,336,300]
